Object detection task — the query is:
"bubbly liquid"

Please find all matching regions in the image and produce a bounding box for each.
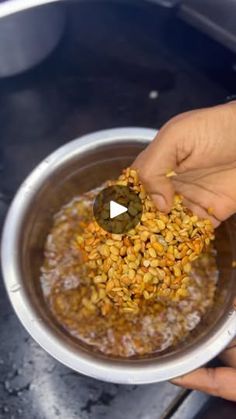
[41,191,218,357]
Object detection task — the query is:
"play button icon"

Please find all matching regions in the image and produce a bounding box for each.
[93,185,142,234]
[110,201,127,219]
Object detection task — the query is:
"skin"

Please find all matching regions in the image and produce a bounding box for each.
[172,367,236,400]
[133,102,236,400]
[133,102,236,227]
[171,297,236,401]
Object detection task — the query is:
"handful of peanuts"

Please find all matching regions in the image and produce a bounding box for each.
[75,168,214,315]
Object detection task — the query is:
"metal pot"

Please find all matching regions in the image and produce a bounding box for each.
[1,127,236,384]
[0,0,65,77]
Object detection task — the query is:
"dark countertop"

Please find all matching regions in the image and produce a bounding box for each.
[0,2,236,418]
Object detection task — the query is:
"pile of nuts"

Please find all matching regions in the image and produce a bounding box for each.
[75,168,214,315]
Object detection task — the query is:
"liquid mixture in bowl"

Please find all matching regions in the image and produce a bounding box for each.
[40,169,217,357]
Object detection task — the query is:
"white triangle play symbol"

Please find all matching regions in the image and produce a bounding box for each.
[110,200,127,219]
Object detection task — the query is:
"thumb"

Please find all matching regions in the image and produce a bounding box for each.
[171,367,236,401]
[133,130,177,212]
[144,176,174,213]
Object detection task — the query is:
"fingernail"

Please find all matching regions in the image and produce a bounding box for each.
[171,377,182,385]
[153,194,167,212]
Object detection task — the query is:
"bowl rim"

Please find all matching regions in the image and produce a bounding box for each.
[0,0,60,19]
[2,127,236,384]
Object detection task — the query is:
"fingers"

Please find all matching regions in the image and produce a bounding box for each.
[133,130,180,212]
[142,176,175,213]
[172,167,236,223]
[220,338,236,368]
[171,367,236,401]
[182,198,220,227]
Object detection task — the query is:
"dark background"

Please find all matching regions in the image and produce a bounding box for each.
[0,1,236,418]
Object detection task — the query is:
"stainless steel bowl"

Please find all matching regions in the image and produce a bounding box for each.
[1,127,236,384]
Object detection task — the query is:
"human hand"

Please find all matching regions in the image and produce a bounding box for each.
[171,300,236,401]
[133,102,236,226]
